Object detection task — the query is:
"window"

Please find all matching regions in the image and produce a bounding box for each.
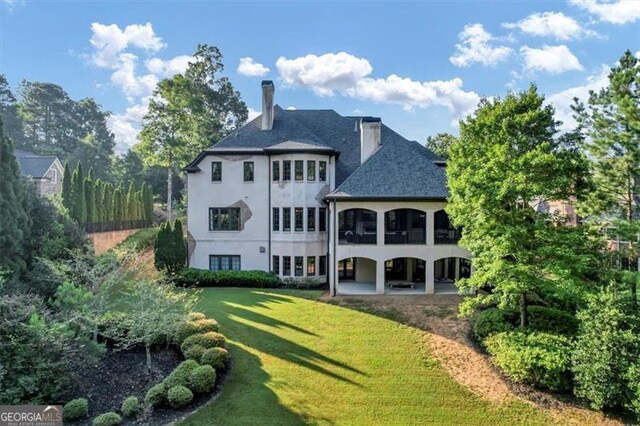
[209,255,241,271]
[51,169,58,184]
[295,160,304,181]
[272,208,280,231]
[319,207,327,232]
[211,162,222,181]
[272,161,280,181]
[283,256,291,276]
[307,207,316,232]
[283,160,291,181]
[319,255,327,276]
[307,161,316,181]
[244,161,254,182]
[295,207,303,232]
[283,208,291,232]
[272,256,280,275]
[209,208,240,231]
[307,256,316,276]
[319,161,327,181]
[295,256,304,276]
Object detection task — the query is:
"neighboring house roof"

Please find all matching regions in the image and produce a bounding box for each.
[14,149,59,179]
[185,105,447,200]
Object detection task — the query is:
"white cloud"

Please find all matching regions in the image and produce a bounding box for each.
[1,0,26,11]
[547,65,610,131]
[277,51,480,121]
[449,23,513,67]
[277,52,373,96]
[503,11,596,40]
[237,57,270,77]
[570,0,640,24]
[107,101,150,153]
[520,45,584,74]
[89,22,165,68]
[145,55,192,77]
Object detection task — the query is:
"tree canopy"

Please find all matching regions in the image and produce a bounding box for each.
[425,133,457,160]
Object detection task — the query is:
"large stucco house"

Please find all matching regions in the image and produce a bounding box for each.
[185,81,471,295]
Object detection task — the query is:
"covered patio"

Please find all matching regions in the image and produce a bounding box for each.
[434,257,471,294]
[384,257,427,294]
[336,257,377,295]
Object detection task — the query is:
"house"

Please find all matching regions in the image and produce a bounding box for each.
[14,149,64,197]
[185,81,471,295]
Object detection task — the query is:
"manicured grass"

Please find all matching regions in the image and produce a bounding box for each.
[182,289,553,425]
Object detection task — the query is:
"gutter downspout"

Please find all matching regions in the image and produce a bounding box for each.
[268,154,272,274]
[330,155,337,297]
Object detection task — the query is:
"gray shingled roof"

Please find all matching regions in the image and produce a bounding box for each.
[187,105,447,199]
[14,150,57,178]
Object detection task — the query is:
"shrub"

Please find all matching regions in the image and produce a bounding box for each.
[63,398,88,421]
[472,308,516,342]
[144,383,167,408]
[176,268,279,288]
[527,306,579,336]
[187,312,206,321]
[120,396,140,418]
[114,227,159,255]
[92,412,122,426]
[485,330,573,392]
[181,332,227,353]
[163,360,199,388]
[167,385,193,409]
[174,318,219,343]
[572,290,640,411]
[201,347,230,369]
[183,344,207,361]
[189,365,216,393]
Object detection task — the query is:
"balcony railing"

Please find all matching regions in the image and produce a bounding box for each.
[434,228,462,245]
[339,231,377,245]
[385,230,426,245]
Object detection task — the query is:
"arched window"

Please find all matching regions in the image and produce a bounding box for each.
[434,210,462,244]
[338,209,377,244]
[384,209,426,244]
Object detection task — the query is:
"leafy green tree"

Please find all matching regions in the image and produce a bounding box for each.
[425,132,457,160]
[0,116,30,273]
[447,85,596,326]
[72,98,115,179]
[137,44,248,220]
[0,75,25,148]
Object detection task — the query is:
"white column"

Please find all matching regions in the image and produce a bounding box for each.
[426,210,435,246]
[407,258,414,281]
[376,259,385,294]
[426,257,434,294]
[376,208,384,246]
[455,257,460,280]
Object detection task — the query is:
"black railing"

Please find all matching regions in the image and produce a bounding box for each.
[434,228,462,244]
[338,231,377,245]
[385,230,426,245]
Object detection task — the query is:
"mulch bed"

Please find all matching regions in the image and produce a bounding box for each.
[68,344,229,425]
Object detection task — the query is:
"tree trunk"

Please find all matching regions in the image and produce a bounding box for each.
[519,292,528,328]
[146,344,152,373]
[167,163,173,223]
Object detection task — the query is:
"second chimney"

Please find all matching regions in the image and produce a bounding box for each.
[261,80,275,131]
[360,117,381,163]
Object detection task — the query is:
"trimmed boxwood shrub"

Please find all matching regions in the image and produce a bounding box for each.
[163,360,199,388]
[181,332,227,353]
[472,308,517,342]
[145,383,167,408]
[176,268,279,288]
[485,330,573,392]
[183,344,207,361]
[120,396,140,418]
[92,412,121,426]
[174,318,219,343]
[63,398,88,421]
[167,385,193,408]
[201,347,230,369]
[527,306,579,336]
[189,365,216,393]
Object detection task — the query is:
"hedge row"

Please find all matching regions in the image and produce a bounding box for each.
[176,269,279,288]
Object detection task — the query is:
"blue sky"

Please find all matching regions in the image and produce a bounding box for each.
[1,1,638,153]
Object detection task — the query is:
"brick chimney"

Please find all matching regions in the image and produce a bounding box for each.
[261,80,275,131]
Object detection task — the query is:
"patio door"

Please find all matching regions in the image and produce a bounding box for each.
[338,258,356,280]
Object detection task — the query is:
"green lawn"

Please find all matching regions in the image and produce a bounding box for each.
[182,289,553,425]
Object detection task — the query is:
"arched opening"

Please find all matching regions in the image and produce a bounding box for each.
[384,209,426,244]
[384,257,426,294]
[336,257,377,295]
[434,257,471,294]
[434,209,462,244]
[338,209,377,245]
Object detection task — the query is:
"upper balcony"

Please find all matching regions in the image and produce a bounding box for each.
[434,209,462,245]
[339,209,377,244]
[385,209,426,244]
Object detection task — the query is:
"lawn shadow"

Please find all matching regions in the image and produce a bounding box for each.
[181,342,335,425]
[222,302,319,337]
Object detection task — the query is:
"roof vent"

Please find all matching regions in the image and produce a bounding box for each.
[261,80,275,131]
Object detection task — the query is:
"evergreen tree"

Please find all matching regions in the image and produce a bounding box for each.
[61,161,72,211]
[85,168,95,231]
[171,218,187,273]
[154,222,170,272]
[70,162,86,225]
[94,179,103,230]
[0,116,30,273]
[102,183,112,230]
[126,181,137,228]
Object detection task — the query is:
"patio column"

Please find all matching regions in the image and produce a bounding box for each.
[426,258,434,294]
[426,210,435,245]
[376,260,385,294]
[455,258,460,280]
[376,208,384,246]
